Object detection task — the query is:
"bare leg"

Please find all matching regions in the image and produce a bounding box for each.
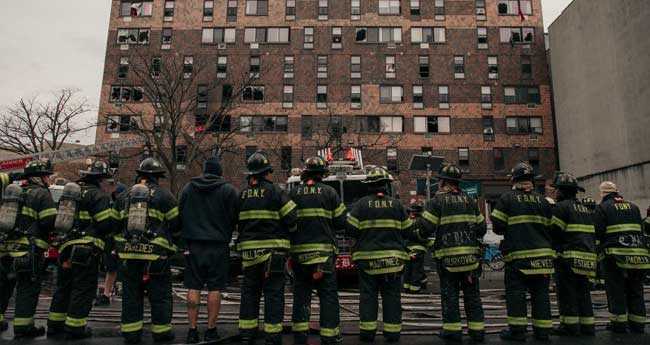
[207,291,222,329]
[103,272,118,297]
[187,289,201,329]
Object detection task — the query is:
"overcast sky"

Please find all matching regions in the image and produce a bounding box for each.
[0,0,573,145]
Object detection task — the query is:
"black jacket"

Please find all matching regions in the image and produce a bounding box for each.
[179,174,238,243]
[551,197,596,276]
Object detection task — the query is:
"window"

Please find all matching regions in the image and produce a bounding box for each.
[164,1,174,20]
[477,27,488,49]
[183,56,193,78]
[217,56,227,78]
[357,116,403,133]
[317,85,327,108]
[438,85,449,106]
[242,86,265,102]
[434,0,445,18]
[317,56,328,79]
[351,85,361,109]
[332,27,342,49]
[385,56,396,79]
[203,0,214,18]
[351,0,361,19]
[379,0,400,15]
[302,115,313,138]
[411,27,445,44]
[481,86,492,108]
[504,86,541,104]
[414,116,450,133]
[195,114,232,133]
[222,85,233,103]
[117,28,150,45]
[281,147,292,170]
[488,56,498,79]
[521,56,532,78]
[454,56,465,79]
[240,116,288,132]
[506,116,543,134]
[419,56,429,78]
[380,86,403,103]
[482,116,495,141]
[244,27,290,43]
[350,56,361,79]
[413,85,423,109]
[411,0,421,15]
[197,85,208,109]
[246,0,268,15]
[285,0,296,19]
[110,86,144,103]
[227,0,238,19]
[249,56,260,78]
[493,148,505,171]
[500,27,535,43]
[118,57,129,79]
[355,27,402,43]
[151,57,161,77]
[304,27,314,49]
[283,85,294,108]
[318,0,328,19]
[476,0,486,20]
[120,1,153,17]
[107,115,141,133]
[458,148,470,169]
[528,147,540,171]
[498,0,532,16]
[202,28,237,44]
[387,147,398,172]
[283,56,294,79]
[245,146,257,161]
[161,28,172,44]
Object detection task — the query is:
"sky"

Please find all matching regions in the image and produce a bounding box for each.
[0,0,573,146]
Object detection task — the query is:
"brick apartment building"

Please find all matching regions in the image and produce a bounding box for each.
[96,0,556,209]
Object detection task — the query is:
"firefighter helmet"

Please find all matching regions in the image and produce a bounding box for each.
[80,160,112,178]
[23,159,53,178]
[136,158,166,177]
[363,167,392,184]
[303,156,329,173]
[409,200,425,213]
[437,164,464,182]
[552,173,585,192]
[510,162,536,181]
[246,152,273,176]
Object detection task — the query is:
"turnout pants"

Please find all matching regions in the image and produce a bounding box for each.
[10,251,46,333]
[555,259,594,332]
[601,256,647,331]
[239,259,286,344]
[291,261,340,342]
[504,265,552,335]
[0,257,17,325]
[47,245,100,336]
[438,266,485,335]
[403,250,426,293]
[119,258,173,342]
[358,270,402,338]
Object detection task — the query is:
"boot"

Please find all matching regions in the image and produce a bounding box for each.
[14,325,46,338]
[0,320,8,332]
[46,323,65,337]
[359,330,375,343]
[500,329,526,342]
[533,328,550,342]
[152,330,175,342]
[438,329,462,343]
[551,324,579,336]
[322,334,342,345]
[94,294,111,306]
[186,328,199,344]
[580,324,595,336]
[293,331,308,344]
[469,330,485,343]
[629,322,646,334]
[384,331,400,343]
[607,322,627,334]
[204,327,220,341]
[265,333,282,345]
[65,326,92,340]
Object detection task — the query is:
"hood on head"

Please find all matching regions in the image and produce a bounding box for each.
[190,173,226,191]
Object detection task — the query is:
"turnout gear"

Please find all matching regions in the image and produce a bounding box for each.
[135,158,166,177]
[346,190,416,341]
[509,162,537,181]
[53,183,82,234]
[423,179,486,339]
[22,160,53,178]
[0,172,19,332]
[582,197,596,210]
[403,213,432,293]
[113,178,180,343]
[594,192,649,333]
[491,179,554,338]
[437,164,464,183]
[551,173,585,192]
[79,160,112,178]
[289,178,346,344]
[362,167,392,185]
[237,176,296,344]
[0,184,23,233]
[245,152,273,176]
[302,156,329,174]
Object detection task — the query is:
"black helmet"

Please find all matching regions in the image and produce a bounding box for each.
[409,200,425,213]
[582,196,596,208]
[246,151,273,176]
[363,167,392,184]
[437,164,463,182]
[510,162,536,181]
[136,158,166,177]
[23,159,53,178]
[552,172,585,192]
[80,160,112,178]
[303,156,329,174]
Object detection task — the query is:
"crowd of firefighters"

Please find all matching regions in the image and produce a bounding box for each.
[0,152,649,344]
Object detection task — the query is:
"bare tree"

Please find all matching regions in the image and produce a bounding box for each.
[0,88,92,154]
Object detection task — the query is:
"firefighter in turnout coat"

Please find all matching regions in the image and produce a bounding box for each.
[0,171,22,332]
[402,201,432,294]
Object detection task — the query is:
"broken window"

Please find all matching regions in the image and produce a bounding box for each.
[120,1,153,17]
[500,27,535,43]
[281,147,292,170]
[493,148,505,171]
[521,56,532,78]
[240,116,287,132]
[302,115,313,138]
[117,28,150,44]
[107,115,141,132]
[498,0,532,16]
[222,84,233,103]
[355,27,401,43]
[242,86,265,102]
[151,57,161,77]
[110,86,144,103]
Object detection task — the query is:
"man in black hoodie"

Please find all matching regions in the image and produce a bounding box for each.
[179,156,239,343]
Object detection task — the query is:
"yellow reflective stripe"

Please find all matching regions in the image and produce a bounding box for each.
[121,320,144,332]
[444,262,480,272]
[152,324,172,334]
[364,265,404,275]
[645,217,650,225]
[149,237,177,251]
[352,250,409,261]
[408,285,421,292]
[239,319,259,329]
[579,316,595,325]
[39,208,57,218]
[0,173,8,187]
[407,245,427,252]
[21,207,38,218]
[238,239,290,250]
[33,238,50,250]
[551,216,567,230]
[239,210,280,220]
[435,246,480,257]
[297,208,332,218]
[558,250,596,261]
[358,219,402,230]
[59,236,106,252]
[242,253,271,267]
[402,218,414,229]
[333,204,346,217]
[605,248,650,256]
[505,248,556,261]
[443,322,462,331]
[279,200,297,217]
[347,216,360,229]
[165,207,179,220]
[78,211,92,220]
[264,323,282,334]
[118,253,160,260]
[290,243,336,253]
[491,209,508,223]
[292,322,309,332]
[148,209,165,221]
[533,319,552,329]
[629,314,647,323]
[65,316,87,327]
[476,214,485,223]
[320,327,340,337]
[360,321,377,331]
[559,315,579,325]
[566,224,595,233]
[440,214,477,225]
[14,317,34,326]
[607,223,642,233]
[508,215,551,226]
[609,314,628,322]
[117,209,127,219]
[508,317,528,326]
[93,209,113,222]
[383,323,402,333]
[423,210,440,225]
[48,312,66,322]
[468,321,485,331]
[520,268,555,275]
[0,314,4,322]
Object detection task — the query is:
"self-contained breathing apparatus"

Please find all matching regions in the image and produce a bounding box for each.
[52,183,82,246]
[126,183,152,245]
[0,184,23,240]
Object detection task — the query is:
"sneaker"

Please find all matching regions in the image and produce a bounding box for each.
[14,326,46,338]
[94,294,111,306]
[186,328,200,344]
[204,328,219,341]
[499,329,526,342]
[65,327,92,340]
[438,330,462,343]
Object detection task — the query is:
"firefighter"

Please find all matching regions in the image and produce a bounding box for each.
[549,173,596,336]
[402,201,432,294]
[0,171,22,332]
[594,181,650,333]
[491,162,554,342]
[582,197,605,288]
[46,160,114,339]
[346,167,421,343]
[238,152,297,345]
[289,156,346,345]
[0,160,56,337]
[424,165,486,343]
[113,158,180,344]
[644,206,650,250]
